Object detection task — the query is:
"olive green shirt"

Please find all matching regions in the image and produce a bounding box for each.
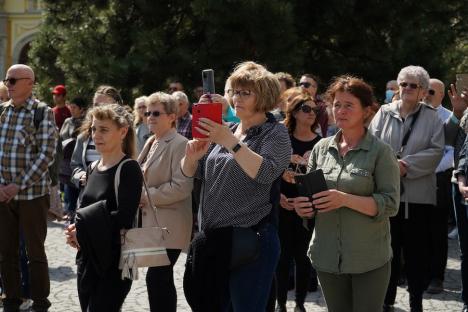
[308,130,400,274]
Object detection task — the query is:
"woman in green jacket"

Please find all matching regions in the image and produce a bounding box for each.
[292,76,400,312]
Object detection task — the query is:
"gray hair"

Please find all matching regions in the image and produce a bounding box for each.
[397,65,430,90]
[172,91,189,104]
[147,92,178,127]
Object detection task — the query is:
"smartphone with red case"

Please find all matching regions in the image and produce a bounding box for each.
[192,102,223,139]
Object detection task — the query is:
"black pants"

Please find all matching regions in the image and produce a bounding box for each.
[276,209,314,305]
[146,249,181,312]
[77,260,131,312]
[385,203,432,309]
[429,170,452,281]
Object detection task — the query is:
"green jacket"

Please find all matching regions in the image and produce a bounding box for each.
[308,130,400,274]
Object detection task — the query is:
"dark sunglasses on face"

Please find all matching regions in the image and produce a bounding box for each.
[298,104,320,114]
[428,89,435,96]
[144,110,167,117]
[299,82,312,88]
[3,77,30,85]
[399,82,419,89]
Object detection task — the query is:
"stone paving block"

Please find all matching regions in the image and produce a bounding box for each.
[0,221,465,311]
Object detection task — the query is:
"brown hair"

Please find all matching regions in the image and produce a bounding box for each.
[284,94,320,135]
[275,72,296,89]
[94,85,123,105]
[228,61,281,113]
[81,104,136,159]
[326,75,374,108]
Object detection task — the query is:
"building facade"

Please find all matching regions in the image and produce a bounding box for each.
[0,0,42,75]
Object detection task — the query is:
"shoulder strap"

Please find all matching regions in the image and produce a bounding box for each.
[114,159,161,228]
[400,105,422,154]
[33,102,47,130]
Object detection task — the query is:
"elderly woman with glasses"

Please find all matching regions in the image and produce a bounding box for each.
[137,92,193,312]
[369,65,444,312]
[182,61,291,311]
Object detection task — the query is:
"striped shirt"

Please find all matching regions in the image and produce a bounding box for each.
[196,113,291,230]
[0,97,57,200]
[177,112,192,140]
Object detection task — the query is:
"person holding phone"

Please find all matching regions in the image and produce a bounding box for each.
[182,61,291,311]
[276,94,321,312]
[292,76,400,312]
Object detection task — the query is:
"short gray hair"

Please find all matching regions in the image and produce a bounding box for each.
[397,65,430,90]
[172,91,189,104]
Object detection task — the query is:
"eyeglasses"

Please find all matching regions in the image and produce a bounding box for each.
[3,77,30,85]
[299,82,311,88]
[226,89,253,98]
[298,104,320,114]
[144,110,167,117]
[399,82,420,89]
[428,89,435,96]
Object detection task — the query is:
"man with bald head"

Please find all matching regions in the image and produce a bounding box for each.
[424,78,453,294]
[0,64,56,311]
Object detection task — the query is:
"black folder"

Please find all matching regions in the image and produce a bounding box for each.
[295,169,328,198]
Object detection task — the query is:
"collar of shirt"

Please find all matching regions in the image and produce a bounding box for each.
[7,96,36,112]
[328,129,372,153]
[179,111,192,121]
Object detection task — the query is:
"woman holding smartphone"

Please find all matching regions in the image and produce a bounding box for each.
[182,61,291,311]
[292,76,399,312]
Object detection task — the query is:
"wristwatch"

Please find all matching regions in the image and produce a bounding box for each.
[230,142,243,154]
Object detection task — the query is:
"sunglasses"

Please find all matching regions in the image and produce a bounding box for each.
[144,110,167,117]
[428,89,435,96]
[3,77,30,85]
[399,82,420,89]
[298,104,320,114]
[299,82,312,88]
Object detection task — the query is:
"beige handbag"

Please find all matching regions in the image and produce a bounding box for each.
[114,159,171,280]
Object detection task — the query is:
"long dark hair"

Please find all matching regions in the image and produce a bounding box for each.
[284,94,320,135]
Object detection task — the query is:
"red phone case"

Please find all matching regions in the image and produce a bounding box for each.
[192,102,223,139]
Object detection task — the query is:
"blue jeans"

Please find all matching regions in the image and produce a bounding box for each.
[453,184,468,304]
[224,222,280,312]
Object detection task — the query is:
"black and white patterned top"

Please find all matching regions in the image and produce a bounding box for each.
[197,113,291,230]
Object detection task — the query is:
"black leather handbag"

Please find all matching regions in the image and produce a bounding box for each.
[230,227,260,270]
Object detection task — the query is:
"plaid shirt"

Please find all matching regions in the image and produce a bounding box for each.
[0,97,57,200]
[177,112,192,139]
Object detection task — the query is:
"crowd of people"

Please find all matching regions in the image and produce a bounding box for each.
[0,62,467,312]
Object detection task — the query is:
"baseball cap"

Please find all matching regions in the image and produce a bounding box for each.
[52,85,66,95]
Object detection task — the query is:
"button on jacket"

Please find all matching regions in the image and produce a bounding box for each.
[307,130,400,274]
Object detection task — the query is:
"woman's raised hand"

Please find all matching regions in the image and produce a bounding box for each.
[185,139,210,163]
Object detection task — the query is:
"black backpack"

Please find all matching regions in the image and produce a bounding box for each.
[0,101,61,186]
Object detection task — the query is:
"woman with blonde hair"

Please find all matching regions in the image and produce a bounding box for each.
[65,104,142,312]
[182,61,291,311]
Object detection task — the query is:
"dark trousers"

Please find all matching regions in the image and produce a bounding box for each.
[64,184,80,215]
[0,195,51,312]
[146,249,181,312]
[77,261,132,312]
[276,210,314,305]
[19,233,30,299]
[429,170,452,281]
[385,203,432,309]
[453,184,468,304]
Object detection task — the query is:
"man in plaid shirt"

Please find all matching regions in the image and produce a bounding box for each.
[0,64,57,312]
[173,91,192,139]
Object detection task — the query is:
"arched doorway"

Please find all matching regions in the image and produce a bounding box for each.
[18,42,31,64]
[12,33,36,65]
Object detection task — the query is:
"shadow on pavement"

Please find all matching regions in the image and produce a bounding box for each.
[49,266,76,282]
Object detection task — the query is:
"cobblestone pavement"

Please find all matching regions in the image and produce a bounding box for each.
[1,221,465,311]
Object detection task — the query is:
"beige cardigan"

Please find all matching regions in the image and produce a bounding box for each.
[137,129,193,251]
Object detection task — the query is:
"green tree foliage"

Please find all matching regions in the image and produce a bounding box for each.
[29,0,467,104]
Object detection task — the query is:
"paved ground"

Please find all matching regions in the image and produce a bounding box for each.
[1,220,465,311]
